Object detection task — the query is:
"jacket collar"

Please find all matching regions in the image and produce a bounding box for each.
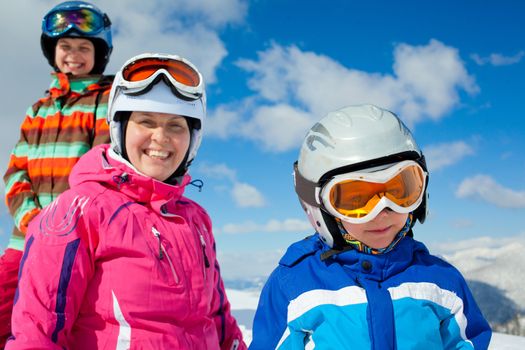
[280,234,429,282]
[48,72,106,99]
[70,144,191,216]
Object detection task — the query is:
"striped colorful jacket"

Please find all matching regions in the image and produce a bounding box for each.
[3,72,112,251]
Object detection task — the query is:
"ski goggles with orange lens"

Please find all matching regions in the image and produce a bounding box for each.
[320,160,427,224]
[119,54,204,100]
[43,8,109,37]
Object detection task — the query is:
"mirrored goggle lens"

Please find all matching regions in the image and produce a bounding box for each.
[328,164,425,219]
[45,9,104,35]
[122,58,201,88]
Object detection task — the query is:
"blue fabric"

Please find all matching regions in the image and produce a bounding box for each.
[52,238,81,343]
[250,234,491,350]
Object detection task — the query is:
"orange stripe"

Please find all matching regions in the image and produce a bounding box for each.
[27,158,79,177]
[5,182,32,201]
[22,112,97,132]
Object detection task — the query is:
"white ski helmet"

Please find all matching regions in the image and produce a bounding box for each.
[107,53,206,177]
[294,104,429,248]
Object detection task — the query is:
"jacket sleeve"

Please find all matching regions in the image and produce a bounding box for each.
[249,268,295,350]
[203,218,246,350]
[3,111,42,234]
[5,191,97,349]
[440,274,492,349]
[91,86,111,147]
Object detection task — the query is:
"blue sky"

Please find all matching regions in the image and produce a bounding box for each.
[0,0,524,278]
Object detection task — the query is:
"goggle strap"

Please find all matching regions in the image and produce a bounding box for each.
[122,74,201,101]
[294,162,320,207]
[319,151,423,184]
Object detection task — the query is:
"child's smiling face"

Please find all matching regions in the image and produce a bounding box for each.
[341,209,408,249]
[54,38,95,75]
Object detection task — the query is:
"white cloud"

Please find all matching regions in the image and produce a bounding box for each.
[196,162,266,207]
[225,39,478,152]
[239,104,315,152]
[456,175,525,208]
[423,141,475,171]
[220,218,311,234]
[206,105,244,139]
[232,182,265,207]
[471,51,525,66]
[198,162,237,182]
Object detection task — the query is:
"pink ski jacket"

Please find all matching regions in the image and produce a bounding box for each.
[7,144,246,350]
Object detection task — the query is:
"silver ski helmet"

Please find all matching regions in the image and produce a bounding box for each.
[294,104,429,248]
[107,53,206,177]
[41,1,113,74]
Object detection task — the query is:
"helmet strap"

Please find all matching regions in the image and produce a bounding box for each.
[336,214,413,255]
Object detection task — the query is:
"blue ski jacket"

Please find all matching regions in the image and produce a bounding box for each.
[250,234,491,349]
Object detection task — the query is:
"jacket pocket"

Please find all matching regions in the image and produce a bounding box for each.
[151,226,180,284]
[191,221,211,281]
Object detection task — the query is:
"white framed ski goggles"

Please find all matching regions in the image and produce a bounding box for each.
[320,160,427,224]
[43,8,110,37]
[118,54,204,100]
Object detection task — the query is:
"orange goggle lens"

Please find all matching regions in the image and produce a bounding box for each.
[328,163,425,219]
[122,58,201,87]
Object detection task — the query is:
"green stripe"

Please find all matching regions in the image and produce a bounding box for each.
[5,171,30,193]
[13,198,38,228]
[11,142,29,157]
[7,235,25,251]
[13,193,56,229]
[28,142,90,158]
[36,193,56,207]
[32,103,101,117]
[70,78,98,91]
[95,104,108,120]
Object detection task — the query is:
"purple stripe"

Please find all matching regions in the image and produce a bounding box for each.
[13,235,35,305]
[108,201,135,225]
[214,260,226,344]
[51,238,81,343]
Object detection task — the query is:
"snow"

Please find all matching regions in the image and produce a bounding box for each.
[490,333,525,349]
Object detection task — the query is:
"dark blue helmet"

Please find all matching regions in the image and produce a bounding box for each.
[41,1,112,74]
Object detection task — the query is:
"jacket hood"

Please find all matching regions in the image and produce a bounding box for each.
[280,233,430,282]
[69,144,191,216]
[48,72,113,99]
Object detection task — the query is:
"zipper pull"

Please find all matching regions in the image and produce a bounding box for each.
[199,234,210,268]
[152,227,164,260]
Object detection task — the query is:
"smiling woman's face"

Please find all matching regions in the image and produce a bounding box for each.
[125,111,190,181]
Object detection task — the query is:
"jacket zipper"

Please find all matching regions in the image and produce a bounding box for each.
[152,227,179,283]
[194,224,210,280]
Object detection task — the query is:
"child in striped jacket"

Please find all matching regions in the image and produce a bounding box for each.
[0,2,113,347]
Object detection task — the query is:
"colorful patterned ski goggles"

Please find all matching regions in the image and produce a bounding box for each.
[119,54,204,100]
[320,160,427,224]
[43,8,110,37]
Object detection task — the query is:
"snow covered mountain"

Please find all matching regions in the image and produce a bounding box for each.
[433,235,525,335]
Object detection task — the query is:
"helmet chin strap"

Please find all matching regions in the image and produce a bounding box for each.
[321,214,413,260]
[339,214,413,255]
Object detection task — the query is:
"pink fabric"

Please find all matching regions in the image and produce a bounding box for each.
[0,249,22,349]
[6,145,246,350]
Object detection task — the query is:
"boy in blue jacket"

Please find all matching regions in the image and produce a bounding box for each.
[250,104,491,349]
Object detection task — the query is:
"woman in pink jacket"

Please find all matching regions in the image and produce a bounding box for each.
[6,53,246,350]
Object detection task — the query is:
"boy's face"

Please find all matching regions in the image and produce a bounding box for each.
[341,209,408,249]
[54,38,95,75]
